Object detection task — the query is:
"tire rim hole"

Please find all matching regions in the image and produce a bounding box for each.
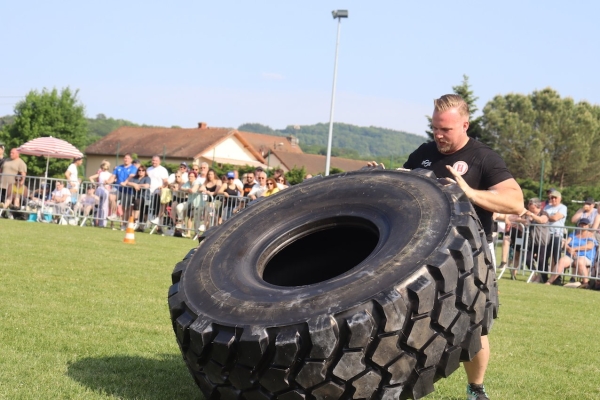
[262,218,379,287]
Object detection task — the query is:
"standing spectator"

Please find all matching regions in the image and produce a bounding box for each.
[168,162,189,184]
[275,175,288,189]
[147,155,169,225]
[65,156,83,204]
[217,171,242,222]
[89,160,111,227]
[571,197,600,229]
[198,162,209,185]
[522,198,550,283]
[124,165,151,231]
[108,153,137,223]
[242,172,257,197]
[0,148,27,204]
[232,170,243,189]
[248,171,268,200]
[132,159,141,169]
[543,190,567,284]
[272,169,287,189]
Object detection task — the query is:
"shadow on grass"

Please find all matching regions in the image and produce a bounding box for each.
[67,353,203,399]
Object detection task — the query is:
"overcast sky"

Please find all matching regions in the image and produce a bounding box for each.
[2,1,599,137]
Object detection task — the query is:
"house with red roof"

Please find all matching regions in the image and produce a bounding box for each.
[84,122,367,175]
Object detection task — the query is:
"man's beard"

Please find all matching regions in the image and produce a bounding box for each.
[435,140,452,154]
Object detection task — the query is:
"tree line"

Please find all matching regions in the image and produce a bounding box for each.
[2,83,600,192]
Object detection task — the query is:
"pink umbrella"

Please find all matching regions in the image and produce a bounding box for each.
[17,136,83,216]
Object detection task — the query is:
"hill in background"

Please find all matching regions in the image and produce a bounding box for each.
[1,114,427,164]
[238,123,427,161]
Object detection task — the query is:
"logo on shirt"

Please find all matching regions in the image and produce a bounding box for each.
[421,159,432,167]
[452,161,469,175]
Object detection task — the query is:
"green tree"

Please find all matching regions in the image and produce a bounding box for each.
[482,88,600,187]
[0,87,88,178]
[285,166,307,185]
[425,75,485,143]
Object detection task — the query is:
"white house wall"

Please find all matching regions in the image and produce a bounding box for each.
[200,136,256,162]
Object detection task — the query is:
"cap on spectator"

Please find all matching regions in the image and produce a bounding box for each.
[549,190,561,197]
[579,218,591,225]
[180,161,188,167]
[226,171,235,179]
[585,197,595,205]
[255,166,264,172]
[132,159,140,164]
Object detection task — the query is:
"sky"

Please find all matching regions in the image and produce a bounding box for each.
[2,1,599,137]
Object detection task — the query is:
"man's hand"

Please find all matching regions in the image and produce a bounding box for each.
[445,165,475,198]
[366,161,385,168]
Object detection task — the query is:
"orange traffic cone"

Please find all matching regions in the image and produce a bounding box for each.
[123,216,136,244]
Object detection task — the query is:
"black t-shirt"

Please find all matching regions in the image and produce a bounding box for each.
[404,138,514,242]
[242,183,254,197]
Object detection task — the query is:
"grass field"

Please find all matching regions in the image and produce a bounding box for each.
[0,220,599,399]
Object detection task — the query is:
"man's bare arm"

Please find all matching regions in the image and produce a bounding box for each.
[446,165,524,215]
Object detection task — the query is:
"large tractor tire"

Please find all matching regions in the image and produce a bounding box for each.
[168,168,498,400]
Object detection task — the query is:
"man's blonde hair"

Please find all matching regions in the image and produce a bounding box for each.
[433,94,469,118]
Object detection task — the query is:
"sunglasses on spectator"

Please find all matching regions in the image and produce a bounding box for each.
[258,177,266,180]
[267,182,274,186]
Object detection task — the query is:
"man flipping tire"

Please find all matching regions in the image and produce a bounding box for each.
[372,94,524,399]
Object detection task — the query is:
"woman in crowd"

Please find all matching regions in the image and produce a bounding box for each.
[262,178,280,197]
[200,168,222,229]
[217,171,242,223]
[176,171,202,237]
[89,160,111,227]
[124,165,151,231]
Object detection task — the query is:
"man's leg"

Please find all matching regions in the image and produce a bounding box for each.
[464,335,490,398]
[464,335,489,384]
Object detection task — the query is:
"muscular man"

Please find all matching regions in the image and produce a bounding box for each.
[371,94,523,399]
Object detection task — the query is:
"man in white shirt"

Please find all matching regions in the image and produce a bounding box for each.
[197,162,209,185]
[147,155,169,222]
[65,157,83,203]
[248,171,268,200]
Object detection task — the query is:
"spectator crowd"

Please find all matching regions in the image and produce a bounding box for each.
[495,188,600,290]
[0,147,310,238]
[1,144,600,290]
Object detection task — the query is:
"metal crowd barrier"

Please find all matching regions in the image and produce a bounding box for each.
[0,174,257,239]
[496,222,600,285]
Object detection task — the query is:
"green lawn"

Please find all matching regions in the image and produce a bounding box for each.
[0,220,599,399]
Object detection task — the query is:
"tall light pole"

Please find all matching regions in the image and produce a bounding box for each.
[325,9,348,176]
